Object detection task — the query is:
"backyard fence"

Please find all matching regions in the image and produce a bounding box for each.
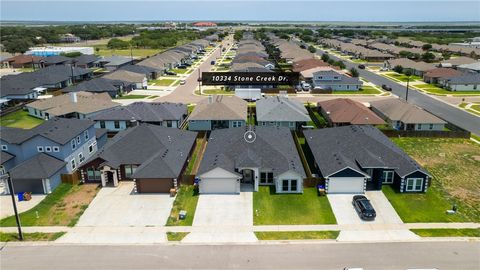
[61,171,81,185]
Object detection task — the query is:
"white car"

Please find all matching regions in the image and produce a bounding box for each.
[180,80,186,85]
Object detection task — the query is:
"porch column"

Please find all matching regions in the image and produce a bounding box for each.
[100,169,107,187]
[113,171,119,187]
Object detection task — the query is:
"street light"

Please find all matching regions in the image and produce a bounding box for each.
[1,173,23,240]
[404,69,412,102]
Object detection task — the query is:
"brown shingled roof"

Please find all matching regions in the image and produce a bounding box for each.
[318,98,385,125]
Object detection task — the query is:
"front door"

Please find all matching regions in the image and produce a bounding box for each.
[242,169,253,184]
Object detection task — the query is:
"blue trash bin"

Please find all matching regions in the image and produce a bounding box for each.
[17,192,25,202]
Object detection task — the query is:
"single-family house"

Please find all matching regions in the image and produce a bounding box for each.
[119,64,160,80]
[91,102,187,133]
[292,58,329,72]
[441,73,480,91]
[312,70,363,91]
[197,126,306,194]
[256,96,311,130]
[95,56,134,71]
[370,99,447,130]
[383,58,435,76]
[74,54,99,68]
[457,62,480,73]
[42,55,71,67]
[62,77,134,98]
[423,68,462,84]
[439,57,477,68]
[103,70,148,89]
[188,96,247,131]
[304,125,431,194]
[26,91,120,120]
[0,118,103,194]
[1,55,43,69]
[79,124,196,192]
[318,98,385,126]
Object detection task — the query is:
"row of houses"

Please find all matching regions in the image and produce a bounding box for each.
[396,37,480,58]
[319,38,394,62]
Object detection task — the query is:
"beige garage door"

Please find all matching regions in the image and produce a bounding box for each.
[199,178,239,194]
[328,177,365,194]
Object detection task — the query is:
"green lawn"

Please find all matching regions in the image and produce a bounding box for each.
[254,187,337,225]
[0,110,44,129]
[384,72,422,82]
[166,232,189,241]
[94,45,162,58]
[385,138,480,223]
[410,228,480,237]
[171,68,189,74]
[115,95,149,99]
[0,184,100,227]
[150,78,176,86]
[184,138,204,175]
[332,86,382,95]
[202,89,234,95]
[0,232,66,242]
[255,231,339,240]
[187,104,196,114]
[414,84,480,96]
[166,185,199,226]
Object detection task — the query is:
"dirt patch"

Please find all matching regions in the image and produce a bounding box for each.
[471,155,480,161]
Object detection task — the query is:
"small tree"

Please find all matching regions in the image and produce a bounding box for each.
[335,61,346,69]
[321,53,330,62]
[350,67,359,77]
[404,69,413,77]
[421,52,436,62]
[422,44,432,51]
[442,52,451,60]
[327,59,335,65]
[308,45,317,53]
[393,65,403,73]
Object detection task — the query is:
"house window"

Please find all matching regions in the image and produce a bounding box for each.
[382,171,394,184]
[406,178,423,192]
[37,146,44,152]
[289,122,295,128]
[53,146,60,152]
[84,130,89,140]
[429,124,434,130]
[88,143,94,153]
[78,153,85,163]
[166,120,172,127]
[45,146,52,152]
[87,168,102,181]
[100,121,106,129]
[124,165,138,178]
[1,145,7,151]
[417,124,422,130]
[71,139,76,150]
[71,159,76,170]
[76,136,81,144]
[282,180,289,191]
[290,180,298,191]
[260,172,274,184]
[114,121,120,129]
[0,166,5,175]
[232,121,242,128]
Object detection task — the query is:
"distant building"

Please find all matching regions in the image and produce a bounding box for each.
[59,33,81,43]
[193,22,217,27]
[26,46,94,57]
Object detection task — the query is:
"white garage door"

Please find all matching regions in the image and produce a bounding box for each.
[199,178,239,194]
[328,177,365,194]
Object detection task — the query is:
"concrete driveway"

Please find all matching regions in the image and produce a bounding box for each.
[328,191,403,225]
[328,191,418,241]
[0,194,46,219]
[76,182,174,227]
[182,191,257,243]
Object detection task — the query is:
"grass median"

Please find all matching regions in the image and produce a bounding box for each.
[255,231,339,240]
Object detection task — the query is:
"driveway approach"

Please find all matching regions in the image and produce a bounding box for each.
[328,191,419,241]
[76,182,174,227]
[182,191,257,243]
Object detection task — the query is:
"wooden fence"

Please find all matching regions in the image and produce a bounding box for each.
[303,177,324,188]
[61,171,81,185]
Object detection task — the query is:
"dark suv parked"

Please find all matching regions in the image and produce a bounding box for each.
[352,195,376,221]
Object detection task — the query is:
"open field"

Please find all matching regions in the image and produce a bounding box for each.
[0,110,44,129]
[93,44,162,58]
[0,184,100,227]
[385,138,480,223]
[253,187,337,225]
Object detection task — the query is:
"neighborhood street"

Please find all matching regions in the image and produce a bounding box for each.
[314,49,480,135]
[1,241,479,270]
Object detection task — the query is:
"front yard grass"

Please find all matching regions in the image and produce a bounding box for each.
[255,231,339,240]
[254,187,337,225]
[150,78,176,86]
[0,110,44,129]
[202,89,234,95]
[384,72,422,82]
[171,68,189,74]
[332,86,382,95]
[0,232,66,242]
[410,228,480,237]
[385,138,480,223]
[115,95,149,99]
[0,183,100,227]
[414,83,480,96]
[166,232,189,241]
[166,185,199,226]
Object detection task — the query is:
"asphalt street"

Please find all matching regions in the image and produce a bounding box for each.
[1,241,478,269]
[315,49,480,135]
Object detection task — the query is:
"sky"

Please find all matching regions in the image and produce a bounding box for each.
[1,0,479,22]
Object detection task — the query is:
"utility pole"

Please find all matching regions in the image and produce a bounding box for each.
[2,173,23,240]
[406,77,410,102]
[198,68,202,95]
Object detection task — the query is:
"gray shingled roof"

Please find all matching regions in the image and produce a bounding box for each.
[90,124,196,179]
[370,99,446,124]
[304,125,429,178]
[1,151,14,164]
[9,153,66,179]
[74,54,99,66]
[62,78,122,94]
[256,96,311,122]
[446,73,480,85]
[312,70,363,85]
[198,126,305,178]
[91,102,186,122]
[1,118,94,145]
[43,55,71,65]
